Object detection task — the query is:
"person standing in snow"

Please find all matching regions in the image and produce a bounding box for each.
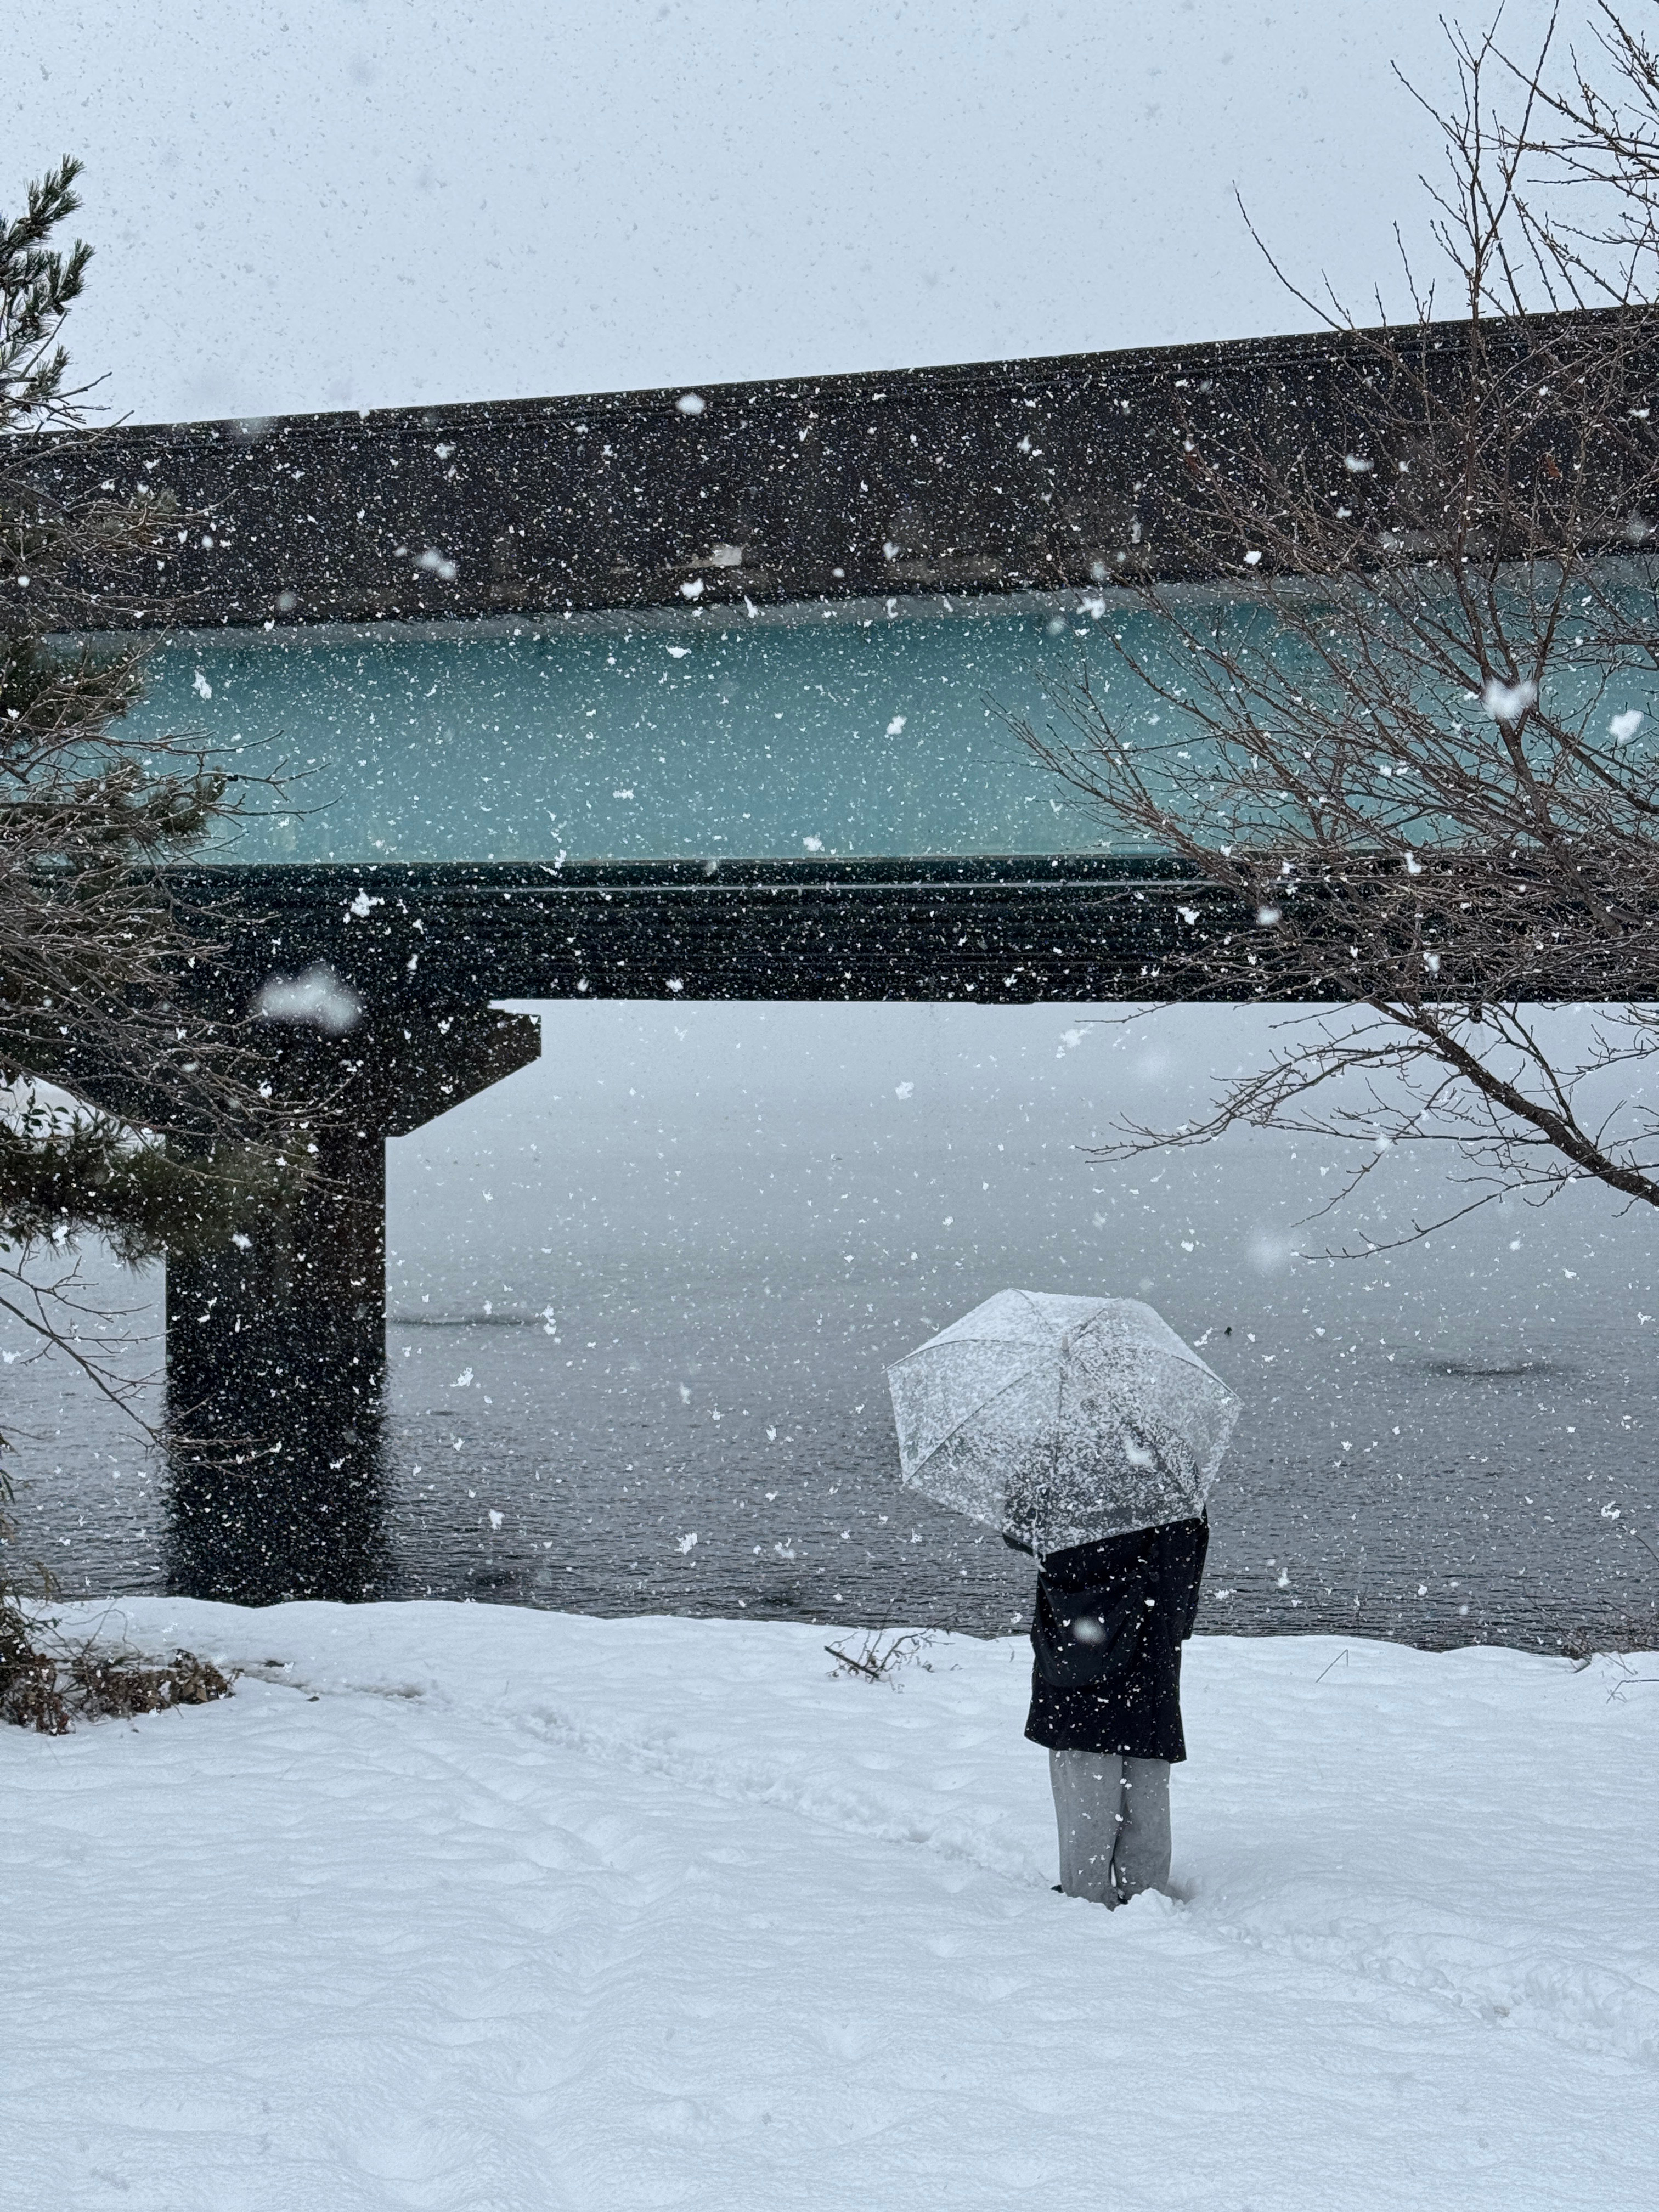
[889,1291,1234,1905]
[1007,1514,1208,1906]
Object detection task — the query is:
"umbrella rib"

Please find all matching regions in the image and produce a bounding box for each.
[906,1355,1045,1471]
[1048,1341,1066,1517]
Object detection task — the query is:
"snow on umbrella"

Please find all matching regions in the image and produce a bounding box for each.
[887,1290,1240,1556]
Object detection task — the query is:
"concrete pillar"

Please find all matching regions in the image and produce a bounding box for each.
[163,1004,539,1604]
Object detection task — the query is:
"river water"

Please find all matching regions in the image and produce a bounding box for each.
[5,1001,1657,1650]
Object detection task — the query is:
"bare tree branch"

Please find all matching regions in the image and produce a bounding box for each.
[1005,15,1659,1252]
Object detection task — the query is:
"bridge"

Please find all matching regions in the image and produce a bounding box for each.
[37,317,1501,1599]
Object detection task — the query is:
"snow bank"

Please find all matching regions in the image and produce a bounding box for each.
[5,1601,1656,2211]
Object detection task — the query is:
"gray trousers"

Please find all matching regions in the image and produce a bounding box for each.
[1049,1748,1172,1905]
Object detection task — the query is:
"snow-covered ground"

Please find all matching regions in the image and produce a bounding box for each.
[5,1601,1656,2211]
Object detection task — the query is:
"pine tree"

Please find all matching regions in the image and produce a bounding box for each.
[1,161,315,1702]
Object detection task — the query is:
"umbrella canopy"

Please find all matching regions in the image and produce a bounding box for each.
[887,1290,1240,1556]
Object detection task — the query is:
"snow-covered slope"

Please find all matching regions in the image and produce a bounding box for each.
[5,1601,1655,2210]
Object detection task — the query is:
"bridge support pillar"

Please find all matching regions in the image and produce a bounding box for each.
[163,1005,540,1604]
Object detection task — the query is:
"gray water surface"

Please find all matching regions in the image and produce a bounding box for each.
[7,1001,1657,1650]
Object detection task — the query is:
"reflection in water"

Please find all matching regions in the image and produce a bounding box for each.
[1419,1360,1555,1379]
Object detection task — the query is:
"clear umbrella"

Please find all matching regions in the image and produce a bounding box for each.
[887,1290,1240,1556]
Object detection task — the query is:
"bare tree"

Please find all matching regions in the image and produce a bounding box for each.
[1008,9,1659,1251]
[1505,3,1659,309]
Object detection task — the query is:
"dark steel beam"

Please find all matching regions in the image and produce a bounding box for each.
[24,310,1632,633]
[169,856,1246,1013]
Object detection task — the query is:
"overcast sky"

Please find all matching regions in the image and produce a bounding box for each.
[13,0,1580,426]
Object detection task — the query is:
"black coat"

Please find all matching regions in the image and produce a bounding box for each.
[1022,1516,1209,1763]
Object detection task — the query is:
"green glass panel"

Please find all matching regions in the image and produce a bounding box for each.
[113,580,1654,865]
[116,602,1186,864]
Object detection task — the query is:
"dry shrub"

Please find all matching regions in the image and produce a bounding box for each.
[4,1458,233,1728]
[825,1628,938,1683]
[0,1601,233,1730]
[1559,1621,1659,1662]
[0,1606,71,1733]
[69,1646,233,1718]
